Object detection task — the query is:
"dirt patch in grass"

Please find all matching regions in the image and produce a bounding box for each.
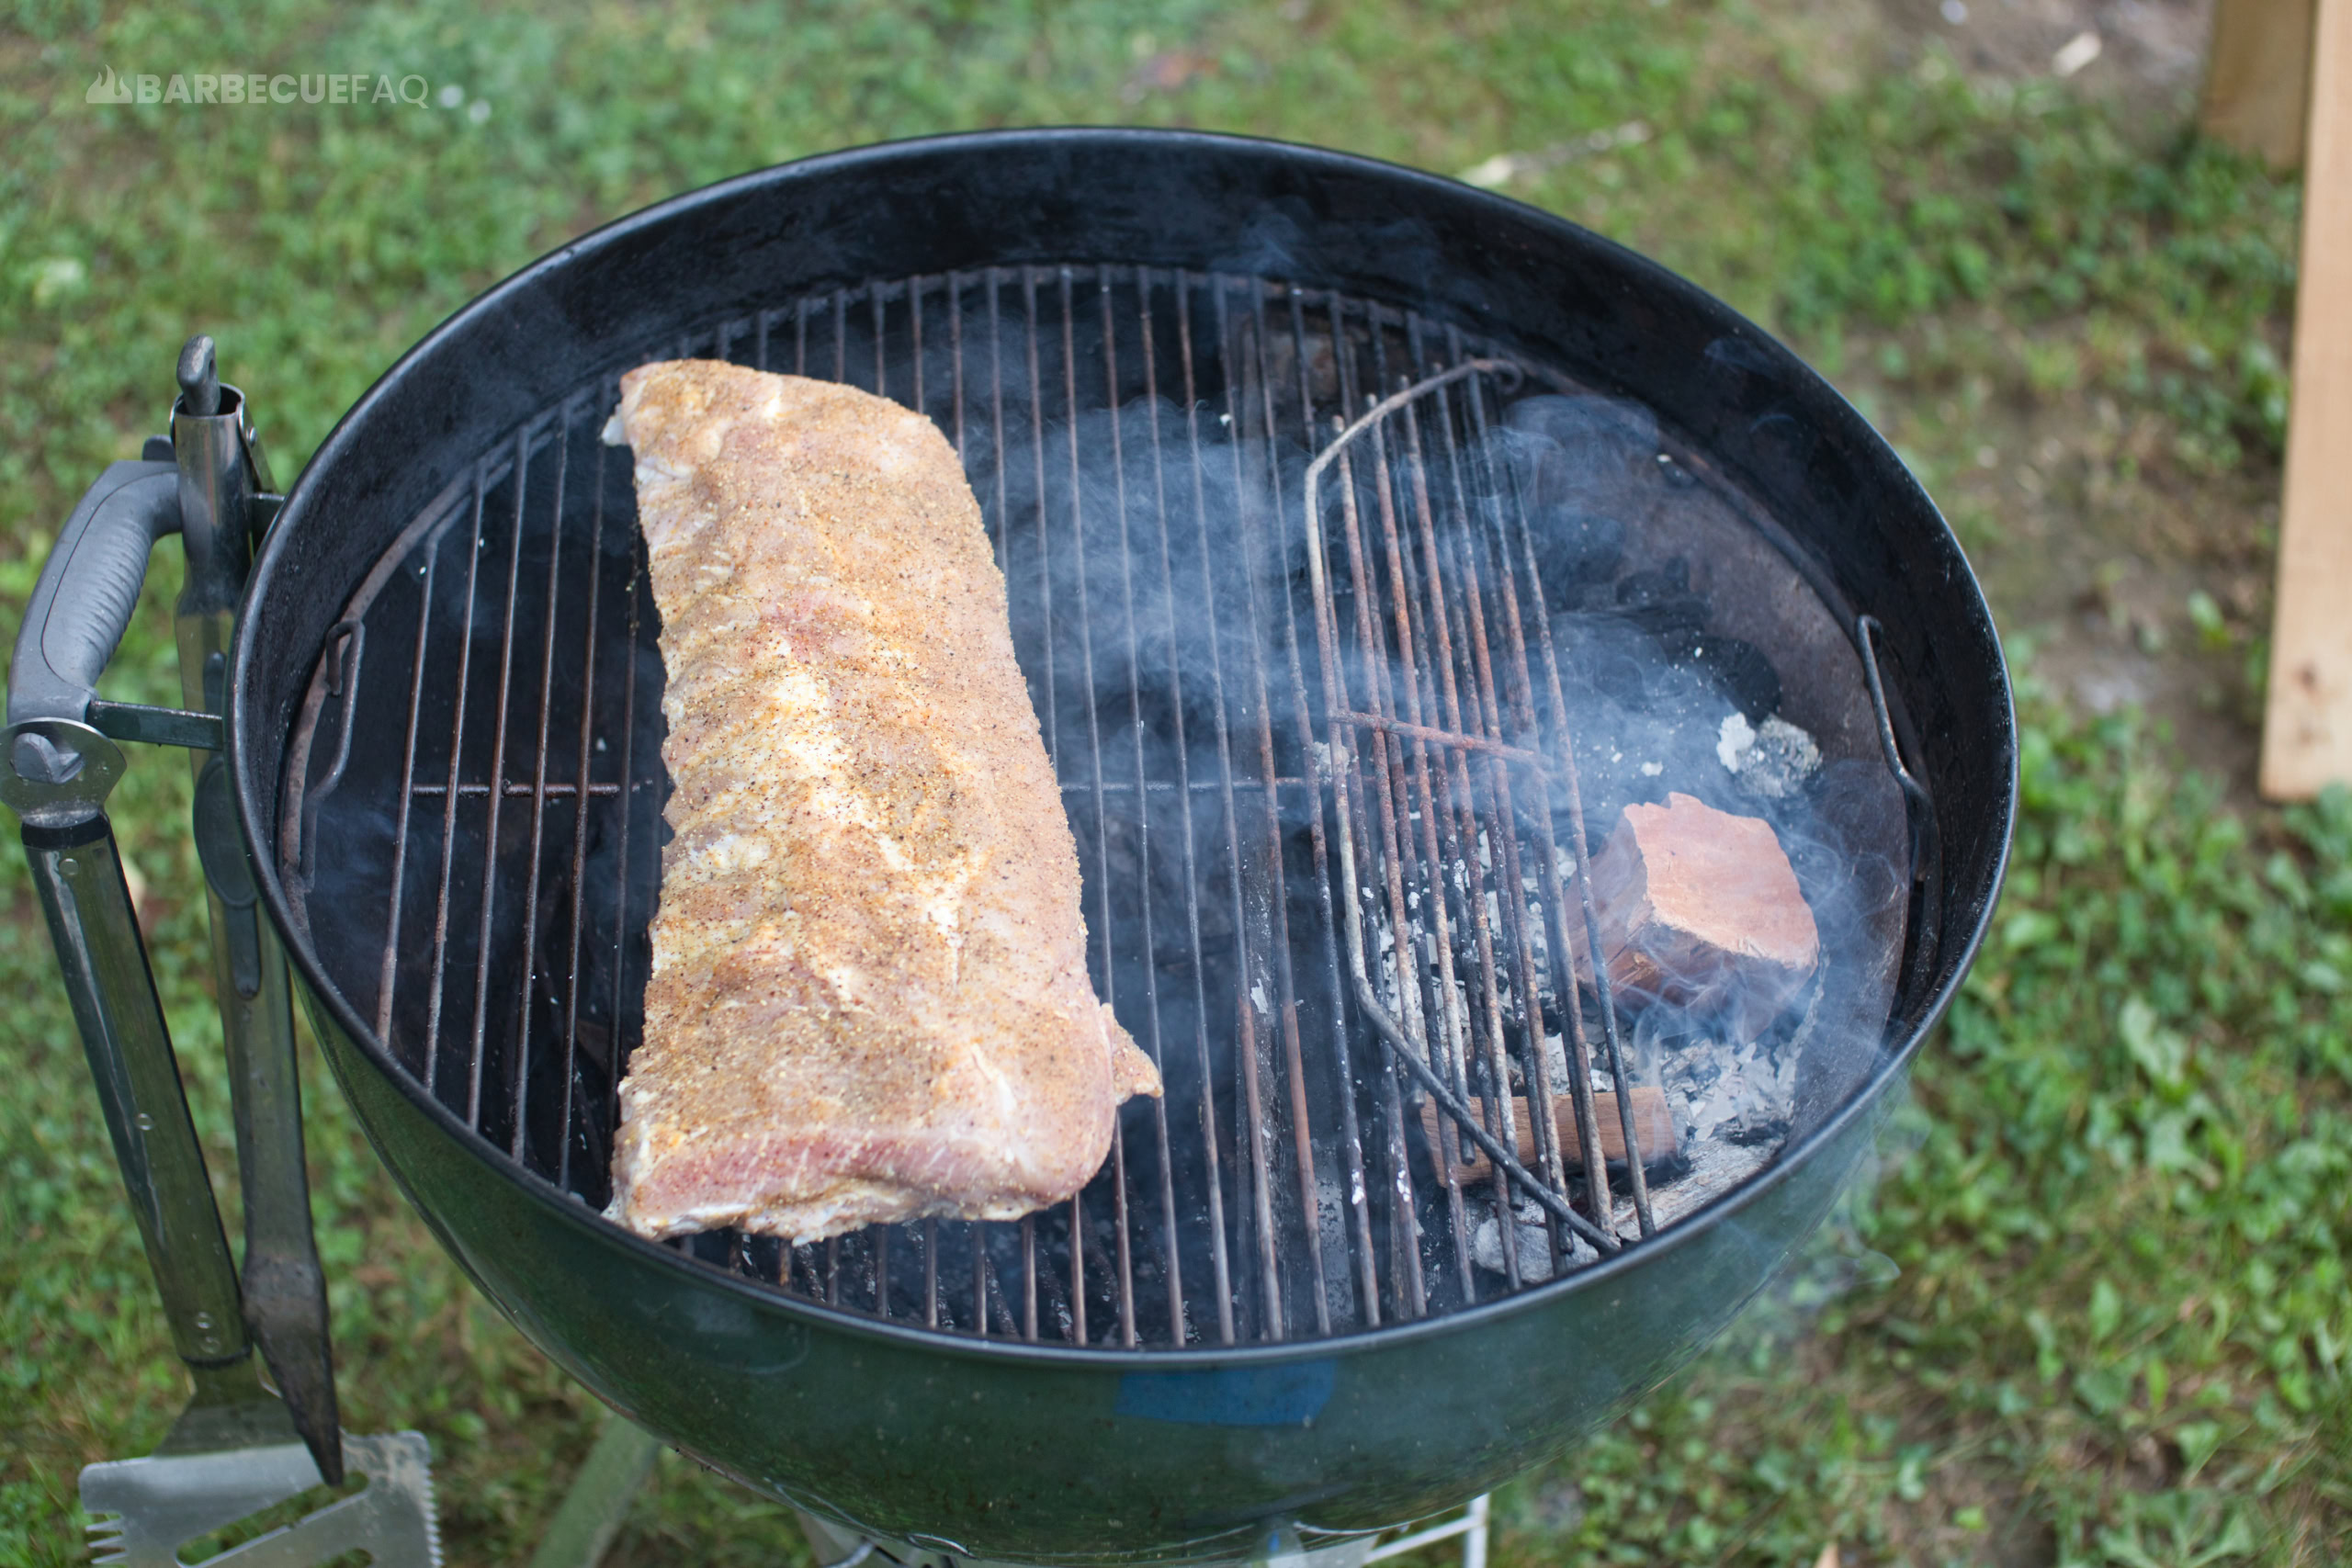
[1926,375,2274,802]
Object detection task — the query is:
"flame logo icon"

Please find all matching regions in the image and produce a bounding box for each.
[85,66,133,104]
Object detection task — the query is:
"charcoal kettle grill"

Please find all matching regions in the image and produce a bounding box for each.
[9,130,2015,1566]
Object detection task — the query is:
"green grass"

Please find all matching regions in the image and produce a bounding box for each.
[1,2,2340,1563]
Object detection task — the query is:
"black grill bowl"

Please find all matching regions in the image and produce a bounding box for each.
[230,130,2013,1563]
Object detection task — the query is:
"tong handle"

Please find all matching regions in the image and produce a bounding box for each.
[22,812,252,1371]
[4,459,179,740]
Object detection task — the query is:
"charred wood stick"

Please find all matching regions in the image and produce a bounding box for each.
[1419,1089,1678,1183]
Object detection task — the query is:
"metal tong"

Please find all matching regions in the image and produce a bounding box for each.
[2,337,436,1566]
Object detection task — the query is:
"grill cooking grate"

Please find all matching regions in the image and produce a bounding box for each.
[283,265,1876,1348]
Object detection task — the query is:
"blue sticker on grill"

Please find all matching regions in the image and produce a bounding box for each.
[1114,1359,1337,1427]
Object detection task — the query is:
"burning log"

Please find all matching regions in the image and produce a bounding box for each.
[1578,792,1819,1041]
[1419,1089,1679,1183]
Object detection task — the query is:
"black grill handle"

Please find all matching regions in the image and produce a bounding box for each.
[6,458,181,759]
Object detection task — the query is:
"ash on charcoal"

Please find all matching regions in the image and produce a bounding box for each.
[1663,1029,1800,1146]
[1648,970,1817,1152]
[1636,1140,1780,1230]
[1469,1201,1600,1282]
[1555,981,1821,1228]
[1716,712,1823,800]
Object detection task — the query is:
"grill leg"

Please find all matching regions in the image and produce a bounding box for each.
[1362,1494,1491,1568]
[527,1414,662,1568]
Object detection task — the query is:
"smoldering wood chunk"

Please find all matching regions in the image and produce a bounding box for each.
[1580,791,1819,1040]
[1419,1089,1679,1185]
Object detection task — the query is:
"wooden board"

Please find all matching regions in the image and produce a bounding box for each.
[2261,0,2352,799]
[1419,1089,1679,1185]
[2200,0,2318,168]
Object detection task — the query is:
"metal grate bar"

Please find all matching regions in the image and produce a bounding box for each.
[1165,270,1238,1346]
[974,1221,989,1339]
[976,272,1012,1338]
[379,491,441,1045]
[1017,267,1060,1343]
[1055,265,1103,1348]
[924,1217,939,1330]
[984,273,1008,575]
[1123,266,1189,1345]
[606,511,650,1179]
[1021,1212,1038,1341]
[421,463,491,1096]
[1277,292,1412,1325]
[556,414,611,1193]
[1209,277,1291,1342]
[465,424,537,1132]
[910,274,926,414]
[947,272,967,480]
[1094,265,1152,1348]
[510,406,574,1159]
